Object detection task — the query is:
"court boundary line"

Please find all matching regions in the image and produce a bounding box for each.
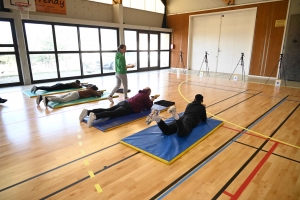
[212,103,300,199]
[40,152,139,200]
[150,96,287,200]
[0,87,251,192]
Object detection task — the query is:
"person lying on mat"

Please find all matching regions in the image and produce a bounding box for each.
[79,87,160,127]
[36,85,103,107]
[146,94,207,137]
[31,80,82,93]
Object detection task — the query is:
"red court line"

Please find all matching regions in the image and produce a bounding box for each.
[231,142,279,200]
[223,190,234,198]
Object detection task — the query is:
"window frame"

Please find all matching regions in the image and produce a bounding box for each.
[0,18,24,87]
[22,20,119,83]
[124,28,171,72]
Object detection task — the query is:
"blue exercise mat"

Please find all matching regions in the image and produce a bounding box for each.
[120,117,223,164]
[83,104,168,131]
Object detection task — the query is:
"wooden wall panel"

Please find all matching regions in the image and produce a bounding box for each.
[167,0,289,77]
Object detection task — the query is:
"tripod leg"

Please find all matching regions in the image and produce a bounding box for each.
[182,58,186,74]
[265,59,280,84]
[198,57,206,76]
[229,59,241,80]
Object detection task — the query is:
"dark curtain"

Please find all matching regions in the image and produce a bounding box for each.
[161,0,167,28]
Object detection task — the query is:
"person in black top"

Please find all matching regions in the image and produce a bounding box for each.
[146,94,207,137]
[31,80,82,93]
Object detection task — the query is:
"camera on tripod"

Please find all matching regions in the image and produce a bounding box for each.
[241,52,244,57]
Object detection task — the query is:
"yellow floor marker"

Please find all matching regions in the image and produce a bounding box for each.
[95,184,103,193]
[79,142,82,146]
[81,150,85,155]
[84,160,89,165]
[78,135,81,139]
[88,171,95,178]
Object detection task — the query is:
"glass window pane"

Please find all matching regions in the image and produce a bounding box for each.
[145,0,155,12]
[139,52,148,68]
[124,30,137,50]
[150,34,158,50]
[101,29,118,51]
[29,54,57,80]
[0,47,14,52]
[0,21,13,44]
[58,53,81,78]
[82,53,101,75]
[160,51,169,67]
[131,0,144,10]
[150,52,158,67]
[55,25,79,51]
[102,53,115,73]
[160,33,170,50]
[156,0,165,14]
[125,52,137,71]
[80,27,99,51]
[25,23,54,51]
[123,0,130,7]
[0,55,20,84]
[139,33,148,50]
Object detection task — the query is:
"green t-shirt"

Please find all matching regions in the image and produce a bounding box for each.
[115,52,126,74]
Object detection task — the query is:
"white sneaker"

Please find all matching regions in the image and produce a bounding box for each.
[145,109,160,125]
[79,109,88,122]
[87,112,96,127]
[168,106,176,115]
[108,96,114,103]
[168,106,179,119]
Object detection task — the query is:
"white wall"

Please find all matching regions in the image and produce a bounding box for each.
[167,0,280,14]
[123,7,164,27]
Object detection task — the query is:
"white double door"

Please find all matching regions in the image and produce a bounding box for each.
[189,9,256,75]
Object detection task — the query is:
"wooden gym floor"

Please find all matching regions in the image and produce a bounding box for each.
[0,70,300,200]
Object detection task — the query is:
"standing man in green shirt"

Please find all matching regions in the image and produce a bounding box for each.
[108,44,135,103]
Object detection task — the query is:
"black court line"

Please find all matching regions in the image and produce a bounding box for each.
[0,142,119,192]
[0,88,253,192]
[40,152,139,200]
[213,91,263,116]
[206,90,249,108]
[212,103,300,200]
[149,96,288,200]
[234,141,300,164]
[166,79,246,93]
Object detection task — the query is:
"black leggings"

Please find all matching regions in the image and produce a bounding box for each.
[157,115,195,137]
[37,83,67,91]
[88,101,132,119]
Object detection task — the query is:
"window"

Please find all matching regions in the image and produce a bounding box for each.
[0,20,23,86]
[123,0,164,14]
[124,29,170,71]
[24,21,119,82]
[87,0,112,4]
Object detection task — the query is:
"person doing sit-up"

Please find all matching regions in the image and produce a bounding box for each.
[31,80,82,93]
[36,85,103,107]
[79,87,159,127]
[146,94,207,137]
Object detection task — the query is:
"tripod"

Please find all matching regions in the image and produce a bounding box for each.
[197,51,209,77]
[175,51,186,74]
[265,54,286,87]
[229,53,245,81]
